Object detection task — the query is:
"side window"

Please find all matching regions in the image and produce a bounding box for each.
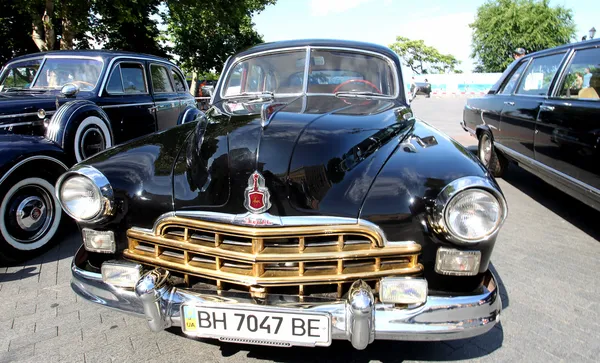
[121,63,146,93]
[557,48,600,100]
[170,68,186,93]
[106,66,123,93]
[515,53,565,96]
[246,64,264,92]
[150,64,174,93]
[499,61,528,95]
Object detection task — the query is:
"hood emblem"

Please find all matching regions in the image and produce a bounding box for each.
[244,171,271,214]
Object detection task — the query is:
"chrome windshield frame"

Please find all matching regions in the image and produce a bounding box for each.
[219,46,400,101]
[29,55,105,91]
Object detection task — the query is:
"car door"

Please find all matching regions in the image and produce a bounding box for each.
[149,63,180,130]
[170,66,196,113]
[98,60,156,144]
[535,46,600,191]
[496,52,567,160]
[475,60,531,134]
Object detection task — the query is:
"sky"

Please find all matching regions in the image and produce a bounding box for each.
[253,0,597,73]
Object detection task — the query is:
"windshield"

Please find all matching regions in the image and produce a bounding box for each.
[0,59,42,91]
[33,58,103,91]
[222,48,397,98]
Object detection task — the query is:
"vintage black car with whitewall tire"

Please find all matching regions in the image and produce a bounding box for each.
[0,50,199,264]
[462,39,600,210]
[59,40,507,350]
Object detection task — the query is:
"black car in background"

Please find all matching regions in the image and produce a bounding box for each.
[0,50,200,263]
[462,39,600,211]
[60,39,505,350]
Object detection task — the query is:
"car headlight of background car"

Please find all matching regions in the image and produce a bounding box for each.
[56,165,114,223]
[431,176,507,244]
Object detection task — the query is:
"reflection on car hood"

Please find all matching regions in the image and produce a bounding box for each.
[175,95,414,218]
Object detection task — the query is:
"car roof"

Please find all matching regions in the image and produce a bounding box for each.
[7,50,175,65]
[521,38,600,59]
[236,39,399,60]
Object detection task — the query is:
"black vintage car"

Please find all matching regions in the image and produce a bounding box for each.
[59,40,506,349]
[462,39,600,210]
[0,50,199,263]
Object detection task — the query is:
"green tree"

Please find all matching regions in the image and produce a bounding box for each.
[166,0,276,74]
[470,0,576,72]
[0,1,39,65]
[389,36,461,74]
[91,0,168,57]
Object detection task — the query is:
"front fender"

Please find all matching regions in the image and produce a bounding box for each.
[0,134,69,185]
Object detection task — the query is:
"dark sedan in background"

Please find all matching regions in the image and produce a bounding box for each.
[0,50,200,263]
[462,39,600,211]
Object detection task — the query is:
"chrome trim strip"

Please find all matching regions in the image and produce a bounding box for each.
[0,56,45,82]
[0,110,54,119]
[218,46,400,101]
[302,47,311,95]
[0,120,43,128]
[29,57,46,88]
[55,165,115,223]
[100,102,154,109]
[70,247,501,345]
[495,142,600,196]
[0,155,68,186]
[97,56,180,97]
[430,176,508,245]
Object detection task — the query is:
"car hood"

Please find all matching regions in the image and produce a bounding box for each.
[0,90,59,118]
[174,95,415,218]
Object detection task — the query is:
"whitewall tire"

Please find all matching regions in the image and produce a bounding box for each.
[74,116,112,162]
[0,177,62,251]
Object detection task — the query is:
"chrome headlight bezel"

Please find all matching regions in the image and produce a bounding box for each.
[55,165,114,223]
[431,176,507,244]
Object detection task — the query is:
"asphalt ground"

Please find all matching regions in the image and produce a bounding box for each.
[1,95,599,363]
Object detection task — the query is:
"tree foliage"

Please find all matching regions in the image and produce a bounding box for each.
[470,0,576,72]
[0,0,274,76]
[166,0,275,74]
[389,36,460,74]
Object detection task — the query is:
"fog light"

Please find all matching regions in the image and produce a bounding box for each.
[101,261,142,288]
[435,248,481,276]
[379,277,427,305]
[82,228,116,253]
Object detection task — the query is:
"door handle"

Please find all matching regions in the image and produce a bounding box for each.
[539,105,555,112]
[503,101,515,106]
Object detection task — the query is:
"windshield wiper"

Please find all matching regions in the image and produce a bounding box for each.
[227,91,274,101]
[334,91,388,99]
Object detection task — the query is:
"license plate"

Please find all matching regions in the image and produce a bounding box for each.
[181,305,331,347]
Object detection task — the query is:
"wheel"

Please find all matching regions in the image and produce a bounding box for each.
[74,116,112,162]
[478,131,507,177]
[0,173,64,264]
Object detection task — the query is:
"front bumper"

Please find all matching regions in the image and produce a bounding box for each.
[71,247,501,349]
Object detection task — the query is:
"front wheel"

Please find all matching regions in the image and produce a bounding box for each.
[478,131,507,177]
[0,174,63,264]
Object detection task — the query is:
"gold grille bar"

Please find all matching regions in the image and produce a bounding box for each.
[124,216,422,289]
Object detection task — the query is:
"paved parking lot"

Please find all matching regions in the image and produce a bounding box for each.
[1,96,599,363]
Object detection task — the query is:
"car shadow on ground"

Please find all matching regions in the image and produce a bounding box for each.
[500,163,600,241]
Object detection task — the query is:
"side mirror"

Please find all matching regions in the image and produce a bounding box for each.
[61,83,79,97]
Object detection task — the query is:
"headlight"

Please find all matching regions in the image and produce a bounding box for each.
[432,176,507,243]
[445,189,501,241]
[56,166,114,222]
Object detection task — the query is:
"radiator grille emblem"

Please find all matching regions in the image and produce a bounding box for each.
[244,171,271,214]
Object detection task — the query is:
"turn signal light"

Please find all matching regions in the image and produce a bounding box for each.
[435,248,481,276]
[82,228,116,253]
[379,277,427,305]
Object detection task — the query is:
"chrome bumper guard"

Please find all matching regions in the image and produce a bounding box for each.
[71,248,501,349]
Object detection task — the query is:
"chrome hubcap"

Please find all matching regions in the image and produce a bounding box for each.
[16,196,47,231]
[479,136,492,165]
[5,185,54,244]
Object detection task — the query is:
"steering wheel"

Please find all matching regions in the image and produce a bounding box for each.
[333,79,381,94]
[70,80,94,89]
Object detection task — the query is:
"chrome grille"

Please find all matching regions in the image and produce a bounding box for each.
[124,216,422,298]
